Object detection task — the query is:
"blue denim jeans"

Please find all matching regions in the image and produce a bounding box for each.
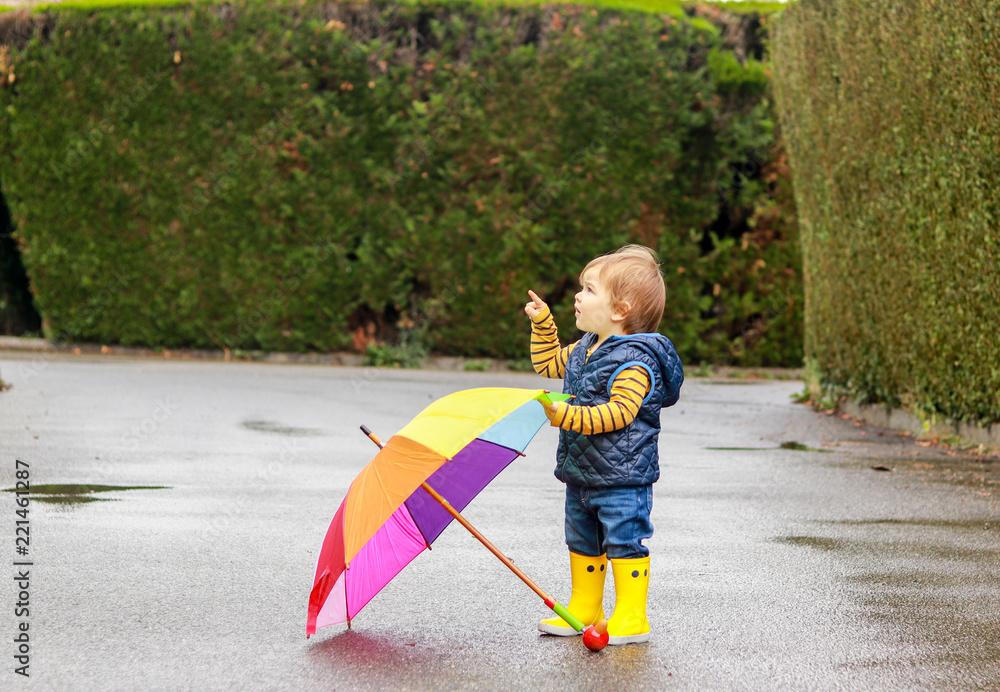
[564,484,653,560]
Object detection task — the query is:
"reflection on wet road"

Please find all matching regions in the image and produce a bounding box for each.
[0,355,996,689]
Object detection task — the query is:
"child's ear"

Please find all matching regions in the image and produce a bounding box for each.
[611,301,630,324]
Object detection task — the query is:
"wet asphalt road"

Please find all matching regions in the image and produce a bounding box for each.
[0,353,998,691]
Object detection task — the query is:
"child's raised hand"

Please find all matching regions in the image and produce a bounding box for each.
[524,290,548,319]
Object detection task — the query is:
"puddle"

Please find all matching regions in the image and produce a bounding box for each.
[705,447,773,451]
[843,570,967,589]
[242,420,322,436]
[821,518,994,531]
[853,456,1000,496]
[780,441,833,453]
[780,514,1000,679]
[773,535,843,551]
[2,484,169,506]
[864,456,995,469]
[700,381,767,385]
[704,442,834,453]
[774,533,998,562]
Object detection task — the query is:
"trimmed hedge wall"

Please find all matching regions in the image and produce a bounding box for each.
[1,0,801,364]
[772,0,1000,423]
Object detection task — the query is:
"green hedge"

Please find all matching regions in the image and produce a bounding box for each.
[772,0,1000,423]
[1,0,801,364]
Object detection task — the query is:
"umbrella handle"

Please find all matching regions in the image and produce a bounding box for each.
[358,425,585,633]
[360,425,384,449]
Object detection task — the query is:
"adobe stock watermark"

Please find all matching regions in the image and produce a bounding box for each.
[119,397,180,451]
[348,278,465,394]
[677,284,806,421]
[513,115,628,228]
[13,270,134,385]
[11,459,32,678]
[209,237,341,353]
[178,109,293,223]
[382,74,500,190]
[0,12,40,51]
[192,435,306,543]
[51,67,169,183]
[717,142,774,208]
[706,284,797,373]
[324,2,400,61]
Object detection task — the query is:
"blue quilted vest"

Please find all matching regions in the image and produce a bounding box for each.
[555,332,683,488]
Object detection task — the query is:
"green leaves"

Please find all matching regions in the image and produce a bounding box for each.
[0,0,797,365]
[772,0,1000,425]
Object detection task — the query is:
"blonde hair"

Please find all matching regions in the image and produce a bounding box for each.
[582,245,665,334]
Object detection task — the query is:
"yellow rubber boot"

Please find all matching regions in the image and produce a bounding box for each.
[606,556,650,645]
[537,552,607,636]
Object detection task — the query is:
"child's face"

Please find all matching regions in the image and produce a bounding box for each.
[574,268,623,336]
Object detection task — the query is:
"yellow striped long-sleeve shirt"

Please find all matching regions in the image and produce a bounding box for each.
[529,306,650,435]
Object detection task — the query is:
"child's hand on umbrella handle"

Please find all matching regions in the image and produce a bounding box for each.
[543,399,569,426]
[524,289,548,319]
[537,391,573,424]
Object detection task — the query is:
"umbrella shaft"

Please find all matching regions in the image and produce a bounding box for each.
[358,425,582,631]
[419,481,550,603]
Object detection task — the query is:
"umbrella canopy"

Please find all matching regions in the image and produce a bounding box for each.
[307,387,565,636]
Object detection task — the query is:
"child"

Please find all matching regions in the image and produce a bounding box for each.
[524,244,683,645]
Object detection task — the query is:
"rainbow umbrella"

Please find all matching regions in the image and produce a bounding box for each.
[306,387,580,637]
